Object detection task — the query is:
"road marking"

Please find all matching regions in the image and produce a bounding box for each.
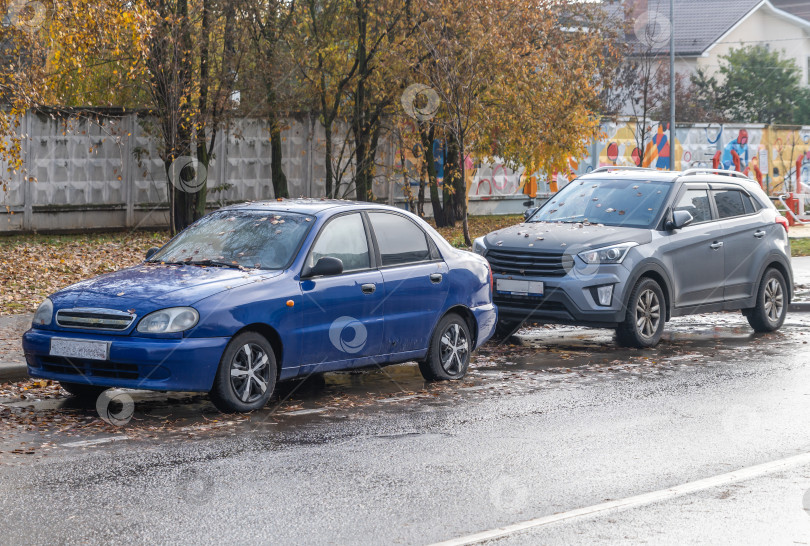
[62,436,129,448]
[432,451,810,546]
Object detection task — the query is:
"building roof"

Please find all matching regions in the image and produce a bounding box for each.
[611,0,810,57]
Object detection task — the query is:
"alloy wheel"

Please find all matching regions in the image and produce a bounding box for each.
[635,289,661,338]
[440,323,469,374]
[764,278,784,322]
[229,343,271,403]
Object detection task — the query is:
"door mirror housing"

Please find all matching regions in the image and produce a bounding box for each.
[523,207,539,221]
[145,247,160,260]
[667,210,694,231]
[303,256,344,278]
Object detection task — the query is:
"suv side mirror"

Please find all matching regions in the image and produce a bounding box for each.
[302,256,344,278]
[667,210,694,231]
[145,247,160,260]
[523,207,538,221]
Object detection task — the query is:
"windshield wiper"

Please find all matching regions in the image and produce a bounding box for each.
[150,259,243,269]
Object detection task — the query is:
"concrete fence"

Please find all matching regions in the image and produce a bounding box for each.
[4,111,808,233]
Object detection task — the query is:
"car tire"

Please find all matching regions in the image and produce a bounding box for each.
[616,278,665,348]
[490,320,523,343]
[418,314,472,381]
[746,268,787,333]
[209,332,277,413]
[59,381,108,399]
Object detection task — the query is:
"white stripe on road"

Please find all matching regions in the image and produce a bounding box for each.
[432,451,810,546]
[62,436,129,448]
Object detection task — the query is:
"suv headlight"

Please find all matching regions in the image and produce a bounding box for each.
[473,236,487,256]
[137,307,199,333]
[32,298,53,326]
[578,242,638,265]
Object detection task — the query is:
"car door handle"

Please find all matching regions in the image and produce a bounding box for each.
[754,230,766,238]
[710,241,724,250]
[361,283,376,294]
[430,273,443,284]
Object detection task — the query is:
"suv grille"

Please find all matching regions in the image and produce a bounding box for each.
[486,249,573,277]
[55,308,135,331]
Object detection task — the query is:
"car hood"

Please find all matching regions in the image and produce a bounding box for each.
[484,221,652,253]
[49,264,282,314]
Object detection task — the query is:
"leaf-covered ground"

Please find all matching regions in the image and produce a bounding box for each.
[0,231,170,316]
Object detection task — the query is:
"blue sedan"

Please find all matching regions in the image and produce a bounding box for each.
[22,200,497,412]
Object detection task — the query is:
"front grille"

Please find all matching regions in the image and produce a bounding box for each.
[485,249,573,277]
[56,308,135,331]
[40,356,142,380]
[494,293,568,313]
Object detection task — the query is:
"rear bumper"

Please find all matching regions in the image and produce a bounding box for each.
[22,328,229,392]
[471,303,498,348]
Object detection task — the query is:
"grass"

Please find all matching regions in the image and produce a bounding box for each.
[430,214,523,248]
[791,238,810,257]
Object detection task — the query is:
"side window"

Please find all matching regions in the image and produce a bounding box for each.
[713,190,746,219]
[308,213,370,272]
[740,192,758,214]
[368,212,432,266]
[674,188,712,223]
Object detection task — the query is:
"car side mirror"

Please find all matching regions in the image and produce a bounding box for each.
[667,210,694,231]
[523,207,538,221]
[145,247,160,260]
[302,256,344,278]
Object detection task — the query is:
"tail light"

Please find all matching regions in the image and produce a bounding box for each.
[775,214,789,233]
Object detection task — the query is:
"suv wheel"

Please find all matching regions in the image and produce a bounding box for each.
[419,314,471,381]
[745,268,787,332]
[617,278,665,348]
[210,332,277,413]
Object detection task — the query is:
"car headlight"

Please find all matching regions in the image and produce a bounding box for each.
[137,307,199,333]
[473,236,487,256]
[578,242,638,265]
[32,298,53,326]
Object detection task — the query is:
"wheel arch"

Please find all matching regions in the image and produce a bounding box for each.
[442,305,478,348]
[232,323,284,375]
[624,263,673,322]
[759,259,793,303]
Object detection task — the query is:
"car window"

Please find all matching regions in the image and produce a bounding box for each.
[368,212,432,266]
[713,190,747,219]
[308,213,370,271]
[740,192,757,214]
[149,210,314,269]
[674,188,712,223]
[527,178,673,228]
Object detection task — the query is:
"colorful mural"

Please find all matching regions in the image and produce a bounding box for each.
[394,120,810,202]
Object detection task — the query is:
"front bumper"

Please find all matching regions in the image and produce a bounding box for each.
[493,270,629,328]
[22,328,229,392]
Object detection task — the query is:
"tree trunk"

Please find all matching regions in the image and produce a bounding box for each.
[269,110,288,198]
[420,125,445,226]
[443,133,459,227]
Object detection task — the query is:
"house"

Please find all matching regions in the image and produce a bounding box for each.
[622,0,810,84]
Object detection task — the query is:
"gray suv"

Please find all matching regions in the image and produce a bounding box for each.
[473,167,793,348]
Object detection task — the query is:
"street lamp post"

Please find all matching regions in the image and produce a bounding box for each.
[669,0,675,170]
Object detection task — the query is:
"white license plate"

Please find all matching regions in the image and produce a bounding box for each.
[496,279,544,296]
[50,338,109,361]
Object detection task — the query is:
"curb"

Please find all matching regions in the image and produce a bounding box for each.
[789,302,810,313]
[0,363,28,383]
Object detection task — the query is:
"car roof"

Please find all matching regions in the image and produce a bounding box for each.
[580,168,761,188]
[220,198,404,216]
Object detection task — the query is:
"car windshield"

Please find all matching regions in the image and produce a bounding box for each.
[149,210,314,269]
[528,178,673,228]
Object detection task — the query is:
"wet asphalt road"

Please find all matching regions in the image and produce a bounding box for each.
[3,309,810,544]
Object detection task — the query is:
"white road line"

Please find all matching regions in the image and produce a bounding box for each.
[432,451,810,546]
[62,436,129,448]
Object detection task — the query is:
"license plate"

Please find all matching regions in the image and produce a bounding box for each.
[496,279,544,296]
[50,338,109,361]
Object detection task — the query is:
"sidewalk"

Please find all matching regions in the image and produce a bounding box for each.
[789,224,810,239]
